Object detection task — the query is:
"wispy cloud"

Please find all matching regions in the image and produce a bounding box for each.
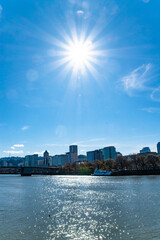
[142,0,150,3]
[11,144,24,150]
[55,125,67,137]
[44,138,107,149]
[150,87,160,102]
[33,151,45,155]
[141,107,160,113]
[121,63,152,95]
[3,150,23,155]
[73,138,106,145]
[44,143,68,147]
[22,126,30,131]
[0,5,3,17]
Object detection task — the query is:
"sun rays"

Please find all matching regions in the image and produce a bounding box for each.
[48,25,105,82]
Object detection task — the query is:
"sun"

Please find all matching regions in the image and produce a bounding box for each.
[49,28,104,80]
[66,40,92,71]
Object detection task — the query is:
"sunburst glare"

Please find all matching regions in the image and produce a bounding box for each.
[49,27,105,81]
[67,39,93,72]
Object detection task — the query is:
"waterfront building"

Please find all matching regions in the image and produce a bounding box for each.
[101,146,117,160]
[66,152,71,163]
[87,150,104,162]
[78,155,87,162]
[140,147,151,153]
[38,159,44,166]
[1,161,8,167]
[43,150,50,166]
[52,155,59,166]
[87,151,95,162]
[52,154,68,166]
[157,142,160,154]
[139,151,157,156]
[24,154,38,167]
[69,145,78,153]
[67,145,78,163]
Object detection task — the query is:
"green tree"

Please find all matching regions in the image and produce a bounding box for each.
[115,156,128,170]
[145,155,160,169]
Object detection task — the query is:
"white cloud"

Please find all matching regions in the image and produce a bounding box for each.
[76,10,84,15]
[13,144,24,148]
[121,63,152,95]
[141,107,160,113]
[33,151,44,155]
[22,126,30,131]
[80,150,86,153]
[150,87,160,102]
[11,144,24,150]
[3,150,23,155]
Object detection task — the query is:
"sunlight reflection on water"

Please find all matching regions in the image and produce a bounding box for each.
[0,175,160,239]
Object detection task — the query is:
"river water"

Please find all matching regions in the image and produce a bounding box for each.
[0,175,159,240]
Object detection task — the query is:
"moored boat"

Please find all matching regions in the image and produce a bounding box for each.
[93,168,112,176]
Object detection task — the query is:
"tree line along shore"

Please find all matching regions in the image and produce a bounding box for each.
[1,154,160,176]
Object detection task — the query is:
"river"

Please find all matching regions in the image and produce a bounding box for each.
[0,175,159,240]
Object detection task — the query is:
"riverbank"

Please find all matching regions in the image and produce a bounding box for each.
[1,166,160,176]
[111,169,160,176]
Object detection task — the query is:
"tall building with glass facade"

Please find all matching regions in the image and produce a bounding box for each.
[87,150,104,162]
[52,154,68,166]
[43,150,50,166]
[24,154,38,167]
[87,146,117,162]
[68,145,78,163]
[69,145,78,154]
[101,146,117,160]
[157,142,160,154]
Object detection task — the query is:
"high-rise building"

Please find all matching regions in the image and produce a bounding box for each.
[24,154,38,167]
[52,154,68,166]
[66,152,71,163]
[68,145,78,163]
[157,142,160,154]
[101,146,117,160]
[140,147,151,153]
[69,145,78,153]
[52,155,59,166]
[43,150,50,166]
[87,150,104,162]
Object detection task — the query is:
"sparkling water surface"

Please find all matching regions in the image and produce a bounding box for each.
[0,175,160,240]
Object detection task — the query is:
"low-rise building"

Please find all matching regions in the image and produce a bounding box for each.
[140,147,151,153]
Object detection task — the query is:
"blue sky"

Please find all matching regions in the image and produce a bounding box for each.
[0,0,160,157]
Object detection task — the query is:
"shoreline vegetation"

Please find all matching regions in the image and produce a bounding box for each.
[63,154,160,176]
[1,154,160,176]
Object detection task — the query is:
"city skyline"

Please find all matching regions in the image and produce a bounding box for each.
[1,0,160,157]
